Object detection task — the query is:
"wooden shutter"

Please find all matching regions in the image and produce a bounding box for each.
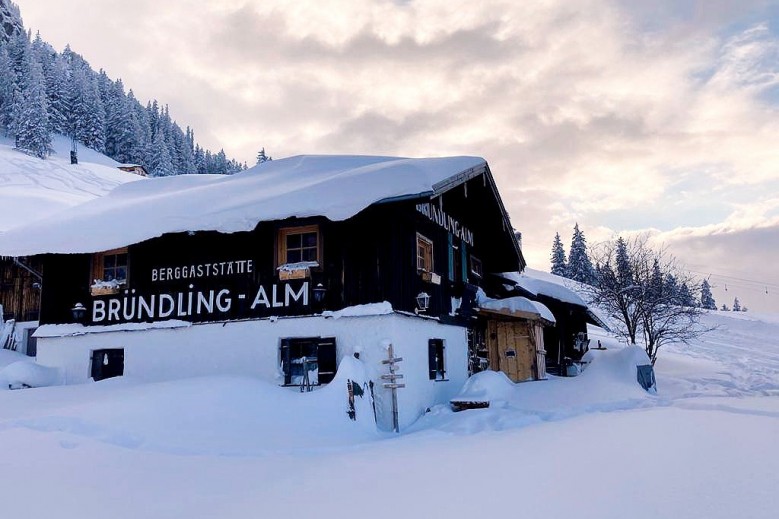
[317,338,337,384]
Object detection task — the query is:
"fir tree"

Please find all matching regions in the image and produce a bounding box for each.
[567,223,596,284]
[732,297,741,312]
[615,237,633,288]
[0,44,15,131]
[149,129,174,176]
[256,147,272,164]
[550,232,567,277]
[700,279,716,310]
[663,273,679,302]
[10,55,51,158]
[678,282,695,307]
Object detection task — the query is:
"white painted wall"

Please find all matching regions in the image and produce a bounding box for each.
[35,312,468,430]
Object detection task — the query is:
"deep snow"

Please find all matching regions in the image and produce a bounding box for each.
[0,309,777,518]
[0,135,140,232]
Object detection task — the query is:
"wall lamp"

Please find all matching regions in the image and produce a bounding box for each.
[71,302,87,322]
[313,283,327,304]
[415,291,430,313]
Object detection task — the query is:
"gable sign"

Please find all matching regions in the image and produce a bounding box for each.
[416,202,474,246]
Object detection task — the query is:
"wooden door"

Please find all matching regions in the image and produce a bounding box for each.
[487,320,535,382]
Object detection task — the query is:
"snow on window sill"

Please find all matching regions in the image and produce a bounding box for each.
[90,279,126,296]
[277,261,319,280]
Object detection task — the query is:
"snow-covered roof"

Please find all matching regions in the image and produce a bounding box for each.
[0,135,140,233]
[479,296,556,324]
[502,268,588,307]
[0,154,486,256]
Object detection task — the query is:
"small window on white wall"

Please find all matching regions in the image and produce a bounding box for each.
[280,337,336,388]
[90,348,124,381]
[428,339,446,380]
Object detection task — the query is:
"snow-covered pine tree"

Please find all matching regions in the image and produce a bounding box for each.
[663,273,679,302]
[10,52,51,158]
[700,279,716,310]
[214,149,229,174]
[8,29,31,91]
[732,297,741,312]
[615,237,632,287]
[567,223,596,284]
[104,79,142,164]
[721,303,729,311]
[0,43,15,131]
[173,126,195,174]
[256,147,272,164]
[41,51,69,134]
[550,232,567,277]
[648,258,664,301]
[193,144,206,173]
[678,282,695,307]
[66,65,106,152]
[148,128,174,177]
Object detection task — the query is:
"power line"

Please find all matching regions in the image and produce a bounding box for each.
[685,269,779,290]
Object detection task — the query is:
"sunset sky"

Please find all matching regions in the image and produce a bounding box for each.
[14,0,779,312]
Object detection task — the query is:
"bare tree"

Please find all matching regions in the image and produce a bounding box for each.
[588,236,646,345]
[588,235,711,365]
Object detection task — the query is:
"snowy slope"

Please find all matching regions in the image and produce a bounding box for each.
[0,310,777,518]
[0,154,485,255]
[0,135,141,232]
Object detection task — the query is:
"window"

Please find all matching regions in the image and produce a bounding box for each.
[278,225,320,265]
[469,255,483,278]
[428,339,446,380]
[416,233,433,272]
[280,337,336,389]
[90,348,124,381]
[91,248,129,288]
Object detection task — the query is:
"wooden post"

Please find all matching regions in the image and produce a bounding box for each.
[382,343,405,433]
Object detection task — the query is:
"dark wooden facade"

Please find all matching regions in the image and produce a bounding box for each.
[0,256,42,322]
[534,296,590,372]
[39,170,524,328]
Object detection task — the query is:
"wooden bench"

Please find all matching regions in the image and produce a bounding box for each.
[450,400,490,412]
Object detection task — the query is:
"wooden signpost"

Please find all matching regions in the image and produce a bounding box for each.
[382,343,404,433]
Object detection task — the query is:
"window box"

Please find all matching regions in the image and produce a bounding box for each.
[420,271,442,285]
[91,247,129,295]
[90,279,126,296]
[277,261,318,280]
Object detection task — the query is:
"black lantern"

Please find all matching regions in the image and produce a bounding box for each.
[71,302,87,322]
[313,283,327,304]
[416,291,430,312]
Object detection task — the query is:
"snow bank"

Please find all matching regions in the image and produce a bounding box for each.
[452,370,517,404]
[0,360,61,389]
[0,356,379,453]
[0,154,485,255]
[0,135,140,232]
[1,309,778,518]
[0,350,61,390]
[0,348,28,368]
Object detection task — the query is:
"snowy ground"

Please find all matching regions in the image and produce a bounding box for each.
[1,310,777,518]
[0,135,139,231]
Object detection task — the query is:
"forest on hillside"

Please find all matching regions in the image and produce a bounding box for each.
[0,6,245,175]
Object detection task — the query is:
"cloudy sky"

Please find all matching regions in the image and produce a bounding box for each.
[14,0,779,312]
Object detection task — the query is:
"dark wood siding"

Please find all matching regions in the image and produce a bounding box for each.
[0,257,43,322]
[38,172,523,328]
